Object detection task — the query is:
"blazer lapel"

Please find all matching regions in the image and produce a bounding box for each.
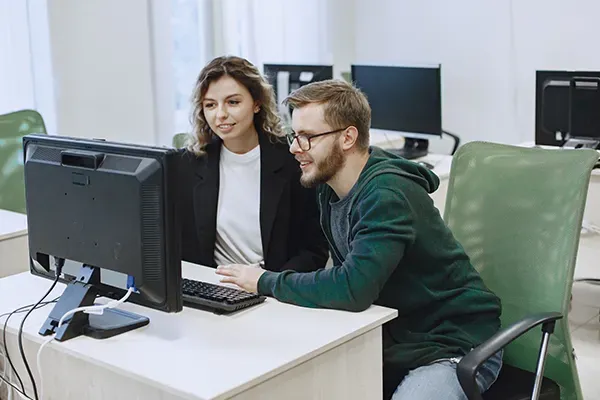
[192,139,221,265]
[259,134,289,260]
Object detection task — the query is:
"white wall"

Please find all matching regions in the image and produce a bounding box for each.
[47,0,173,145]
[0,2,35,114]
[353,0,600,149]
[511,0,600,145]
[0,0,55,133]
[327,0,356,79]
[43,0,355,145]
[215,0,332,69]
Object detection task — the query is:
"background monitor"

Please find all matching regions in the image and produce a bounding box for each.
[535,70,600,147]
[23,134,182,341]
[263,64,333,120]
[351,64,442,137]
[351,64,442,158]
[570,77,600,140]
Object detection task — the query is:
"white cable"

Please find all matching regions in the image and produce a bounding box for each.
[57,287,134,327]
[2,364,29,400]
[36,287,134,400]
[7,366,14,400]
[35,337,54,400]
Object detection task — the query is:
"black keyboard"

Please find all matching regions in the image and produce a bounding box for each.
[182,278,266,314]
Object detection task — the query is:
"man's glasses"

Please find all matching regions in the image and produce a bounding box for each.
[286,128,347,151]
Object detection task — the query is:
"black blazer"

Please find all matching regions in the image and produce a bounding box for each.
[177,132,329,273]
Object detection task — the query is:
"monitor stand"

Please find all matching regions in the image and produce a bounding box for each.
[562,137,600,150]
[39,265,149,342]
[387,137,429,160]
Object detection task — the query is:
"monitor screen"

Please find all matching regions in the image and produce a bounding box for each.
[535,70,600,146]
[351,64,442,137]
[541,78,570,140]
[570,77,600,139]
[23,134,182,314]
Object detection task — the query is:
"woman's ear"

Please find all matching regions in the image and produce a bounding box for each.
[254,101,261,114]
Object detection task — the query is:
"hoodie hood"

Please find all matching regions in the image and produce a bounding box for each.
[318,145,440,209]
[357,146,440,194]
[316,144,441,267]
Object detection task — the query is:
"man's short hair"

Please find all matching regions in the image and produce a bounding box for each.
[283,79,371,151]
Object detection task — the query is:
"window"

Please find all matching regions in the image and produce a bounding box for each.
[171,0,213,136]
[170,0,332,136]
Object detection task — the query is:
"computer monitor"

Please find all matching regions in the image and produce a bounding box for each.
[351,64,442,159]
[536,70,600,148]
[23,134,182,342]
[263,64,333,121]
[569,78,600,143]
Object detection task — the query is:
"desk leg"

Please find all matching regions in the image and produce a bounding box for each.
[229,326,383,400]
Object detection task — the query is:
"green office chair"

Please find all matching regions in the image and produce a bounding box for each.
[172,132,190,149]
[444,142,598,400]
[0,109,47,214]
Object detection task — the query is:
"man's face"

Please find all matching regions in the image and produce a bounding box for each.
[289,103,346,188]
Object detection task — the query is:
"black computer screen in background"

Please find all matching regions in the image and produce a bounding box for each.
[351,64,442,137]
[570,77,600,139]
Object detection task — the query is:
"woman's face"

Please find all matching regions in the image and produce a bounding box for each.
[202,75,259,149]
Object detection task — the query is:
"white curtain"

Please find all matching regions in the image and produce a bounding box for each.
[170,0,332,135]
[0,0,55,133]
[218,0,332,71]
[171,0,214,135]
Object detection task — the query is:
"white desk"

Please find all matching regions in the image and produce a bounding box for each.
[572,234,600,281]
[0,263,397,400]
[0,209,29,278]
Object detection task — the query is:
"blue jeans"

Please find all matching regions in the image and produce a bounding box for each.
[391,351,503,400]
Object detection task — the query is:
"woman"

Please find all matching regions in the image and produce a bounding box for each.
[178,55,329,273]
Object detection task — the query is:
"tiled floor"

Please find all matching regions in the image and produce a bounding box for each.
[570,280,600,399]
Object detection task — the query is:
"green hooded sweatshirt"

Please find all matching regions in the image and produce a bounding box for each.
[258,146,501,395]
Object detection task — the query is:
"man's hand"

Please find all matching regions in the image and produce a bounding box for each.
[216,264,266,293]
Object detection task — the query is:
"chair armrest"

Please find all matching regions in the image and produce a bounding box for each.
[457,312,562,400]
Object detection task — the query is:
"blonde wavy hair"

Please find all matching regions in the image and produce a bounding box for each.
[188,55,283,155]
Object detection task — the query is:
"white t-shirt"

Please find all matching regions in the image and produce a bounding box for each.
[213,144,264,266]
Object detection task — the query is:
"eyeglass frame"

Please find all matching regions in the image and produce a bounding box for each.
[286,127,348,151]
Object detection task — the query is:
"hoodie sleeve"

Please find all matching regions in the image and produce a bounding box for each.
[257,184,416,312]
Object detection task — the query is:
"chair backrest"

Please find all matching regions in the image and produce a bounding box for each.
[0,109,47,214]
[172,132,190,149]
[443,142,598,400]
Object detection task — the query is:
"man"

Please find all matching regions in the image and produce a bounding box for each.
[216,79,503,399]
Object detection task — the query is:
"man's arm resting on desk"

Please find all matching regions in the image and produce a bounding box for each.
[256,188,415,311]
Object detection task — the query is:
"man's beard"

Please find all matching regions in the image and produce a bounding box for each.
[300,142,345,188]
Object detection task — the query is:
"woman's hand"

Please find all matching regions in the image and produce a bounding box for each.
[215,264,266,293]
